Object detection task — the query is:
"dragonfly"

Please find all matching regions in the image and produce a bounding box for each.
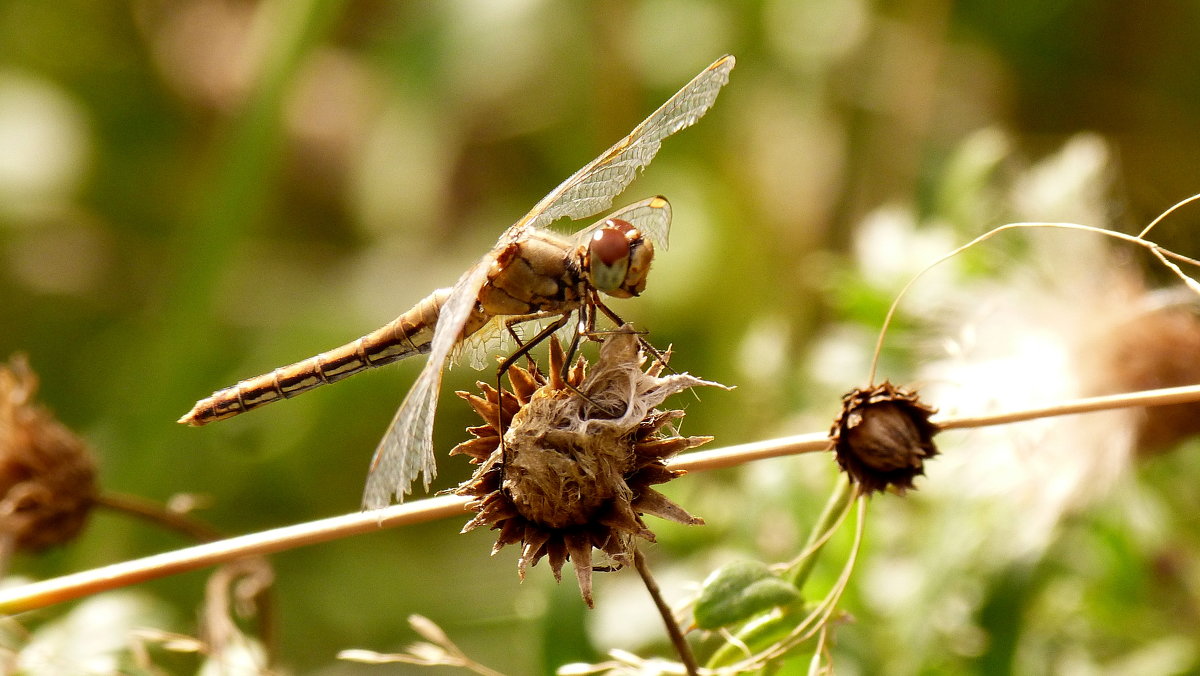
[180,54,735,509]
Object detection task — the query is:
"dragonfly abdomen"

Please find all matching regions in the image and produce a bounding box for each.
[179,288,451,426]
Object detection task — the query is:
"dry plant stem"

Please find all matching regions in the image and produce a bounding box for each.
[94,492,222,542]
[633,546,699,676]
[868,216,1200,384]
[672,431,831,469]
[1138,192,1200,238]
[935,382,1200,430]
[4,383,1200,615]
[0,494,468,614]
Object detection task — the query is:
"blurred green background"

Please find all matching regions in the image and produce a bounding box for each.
[3,0,1200,673]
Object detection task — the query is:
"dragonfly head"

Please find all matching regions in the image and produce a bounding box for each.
[586,218,654,299]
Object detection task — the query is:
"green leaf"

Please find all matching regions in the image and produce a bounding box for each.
[693,560,801,630]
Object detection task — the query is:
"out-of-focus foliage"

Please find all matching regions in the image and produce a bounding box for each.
[2,1,1199,673]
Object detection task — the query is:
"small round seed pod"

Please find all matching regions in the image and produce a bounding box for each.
[830,382,939,495]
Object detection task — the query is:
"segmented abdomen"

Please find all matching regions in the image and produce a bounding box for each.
[179,288,452,426]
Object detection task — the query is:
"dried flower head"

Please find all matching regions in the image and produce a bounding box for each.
[831,382,939,495]
[453,329,722,606]
[1084,302,1200,455]
[0,355,97,553]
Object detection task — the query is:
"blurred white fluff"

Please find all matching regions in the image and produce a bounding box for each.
[919,133,1136,558]
[855,134,1168,668]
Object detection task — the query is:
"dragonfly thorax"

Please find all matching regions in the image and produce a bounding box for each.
[585,218,654,299]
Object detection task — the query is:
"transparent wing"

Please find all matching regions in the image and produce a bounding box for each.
[513,55,734,237]
[361,258,492,509]
[571,195,672,252]
[452,315,509,371]
[452,315,542,370]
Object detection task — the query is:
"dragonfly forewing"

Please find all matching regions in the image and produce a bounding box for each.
[362,259,494,509]
[521,55,734,233]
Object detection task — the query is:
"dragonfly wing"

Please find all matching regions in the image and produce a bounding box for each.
[518,55,734,234]
[452,315,508,371]
[572,195,673,252]
[361,258,492,509]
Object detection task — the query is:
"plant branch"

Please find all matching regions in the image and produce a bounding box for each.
[93,492,222,543]
[934,382,1200,430]
[633,546,698,676]
[3,382,1200,614]
[0,494,469,614]
[868,216,1200,384]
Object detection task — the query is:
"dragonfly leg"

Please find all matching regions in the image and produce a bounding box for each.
[589,294,671,372]
[502,319,537,371]
[500,309,615,425]
[561,303,590,369]
[493,313,574,462]
[496,313,572,377]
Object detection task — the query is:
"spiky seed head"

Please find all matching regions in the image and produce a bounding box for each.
[452,330,720,606]
[0,355,97,552]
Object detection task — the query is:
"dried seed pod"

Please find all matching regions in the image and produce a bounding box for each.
[453,330,722,606]
[830,382,939,495]
[1085,305,1200,455]
[0,355,97,552]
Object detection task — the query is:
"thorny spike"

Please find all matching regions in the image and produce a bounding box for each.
[645,346,673,377]
[460,392,501,430]
[506,363,540,403]
[546,538,568,582]
[597,499,645,534]
[461,512,488,534]
[474,381,502,404]
[629,464,686,487]
[499,389,521,419]
[473,381,521,419]
[519,529,552,579]
[635,410,686,440]
[632,490,704,526]
[569,356,587,387]
[462,493,516,533]
[472,468,501,493]
[634,435,712,459]
[548,336,566,391]
[464,423,498,439]
[448,436,499,461]
[564,532,594,607]
[493,519,525,551]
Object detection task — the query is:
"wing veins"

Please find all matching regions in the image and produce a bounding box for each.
[516,55,734,234]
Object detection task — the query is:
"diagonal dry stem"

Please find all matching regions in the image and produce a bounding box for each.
[2,382,1200,615]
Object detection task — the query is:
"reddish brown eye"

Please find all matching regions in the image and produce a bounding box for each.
[590,225,630,266]
[588,222,636,295]
[604,217,635,234]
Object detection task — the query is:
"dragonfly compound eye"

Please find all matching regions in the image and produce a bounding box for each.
[588,222,633,296]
